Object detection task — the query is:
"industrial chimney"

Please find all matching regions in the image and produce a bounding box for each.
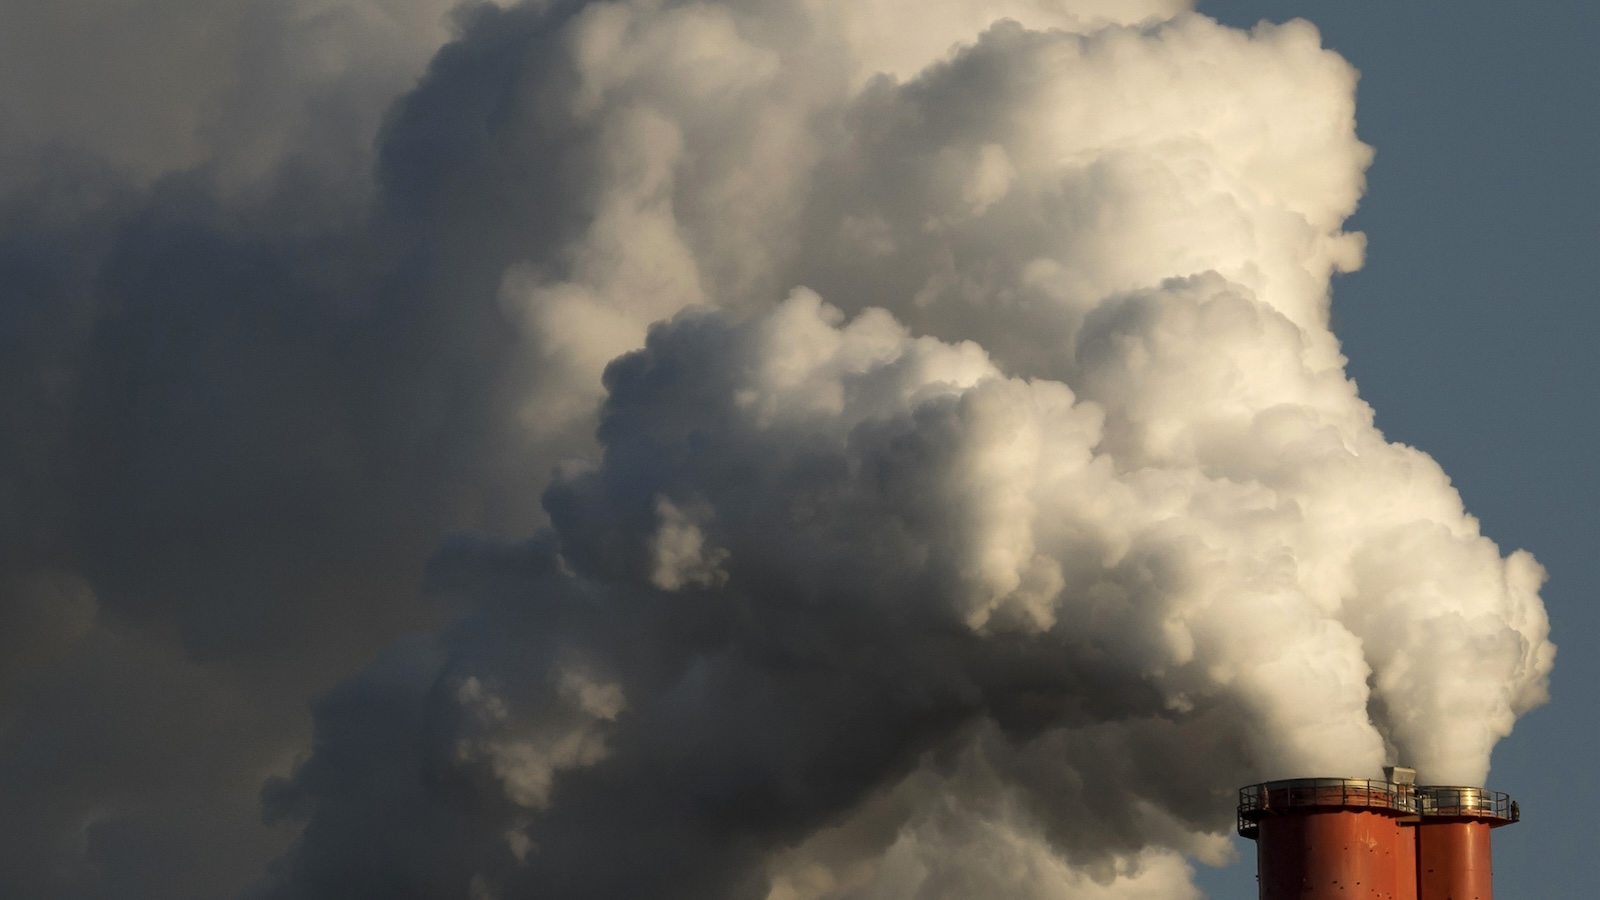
[1237,768,1519,899]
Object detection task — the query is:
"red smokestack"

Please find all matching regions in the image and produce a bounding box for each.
[1415,786,1518,900]
[1238,771,1519,900]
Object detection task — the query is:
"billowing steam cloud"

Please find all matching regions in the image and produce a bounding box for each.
[0,1,1553,899]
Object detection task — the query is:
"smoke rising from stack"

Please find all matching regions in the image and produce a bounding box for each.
[0,1,1553,898]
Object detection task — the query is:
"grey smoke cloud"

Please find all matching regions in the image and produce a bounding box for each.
[0,1,1552,899]
[0,0,488,191]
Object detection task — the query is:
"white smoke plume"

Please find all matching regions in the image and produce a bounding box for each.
[0,1,1553,898]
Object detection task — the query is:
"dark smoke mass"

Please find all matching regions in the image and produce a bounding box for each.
[0,1,1553,898]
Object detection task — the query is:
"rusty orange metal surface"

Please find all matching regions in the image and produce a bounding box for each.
[1396,823,1419,900]
[1240,778,1516,900]
[1417,819,1494,900]
[1257,809,1411,900]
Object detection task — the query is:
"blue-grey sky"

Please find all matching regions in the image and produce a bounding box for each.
[1197,1,1599,896]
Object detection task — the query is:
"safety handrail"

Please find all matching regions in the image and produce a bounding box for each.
[1237,778,1417,836]
[1236,778,1520,837]
[1417,786,1519,823]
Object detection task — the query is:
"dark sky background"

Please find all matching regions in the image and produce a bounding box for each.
[1197,2,1599,896]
